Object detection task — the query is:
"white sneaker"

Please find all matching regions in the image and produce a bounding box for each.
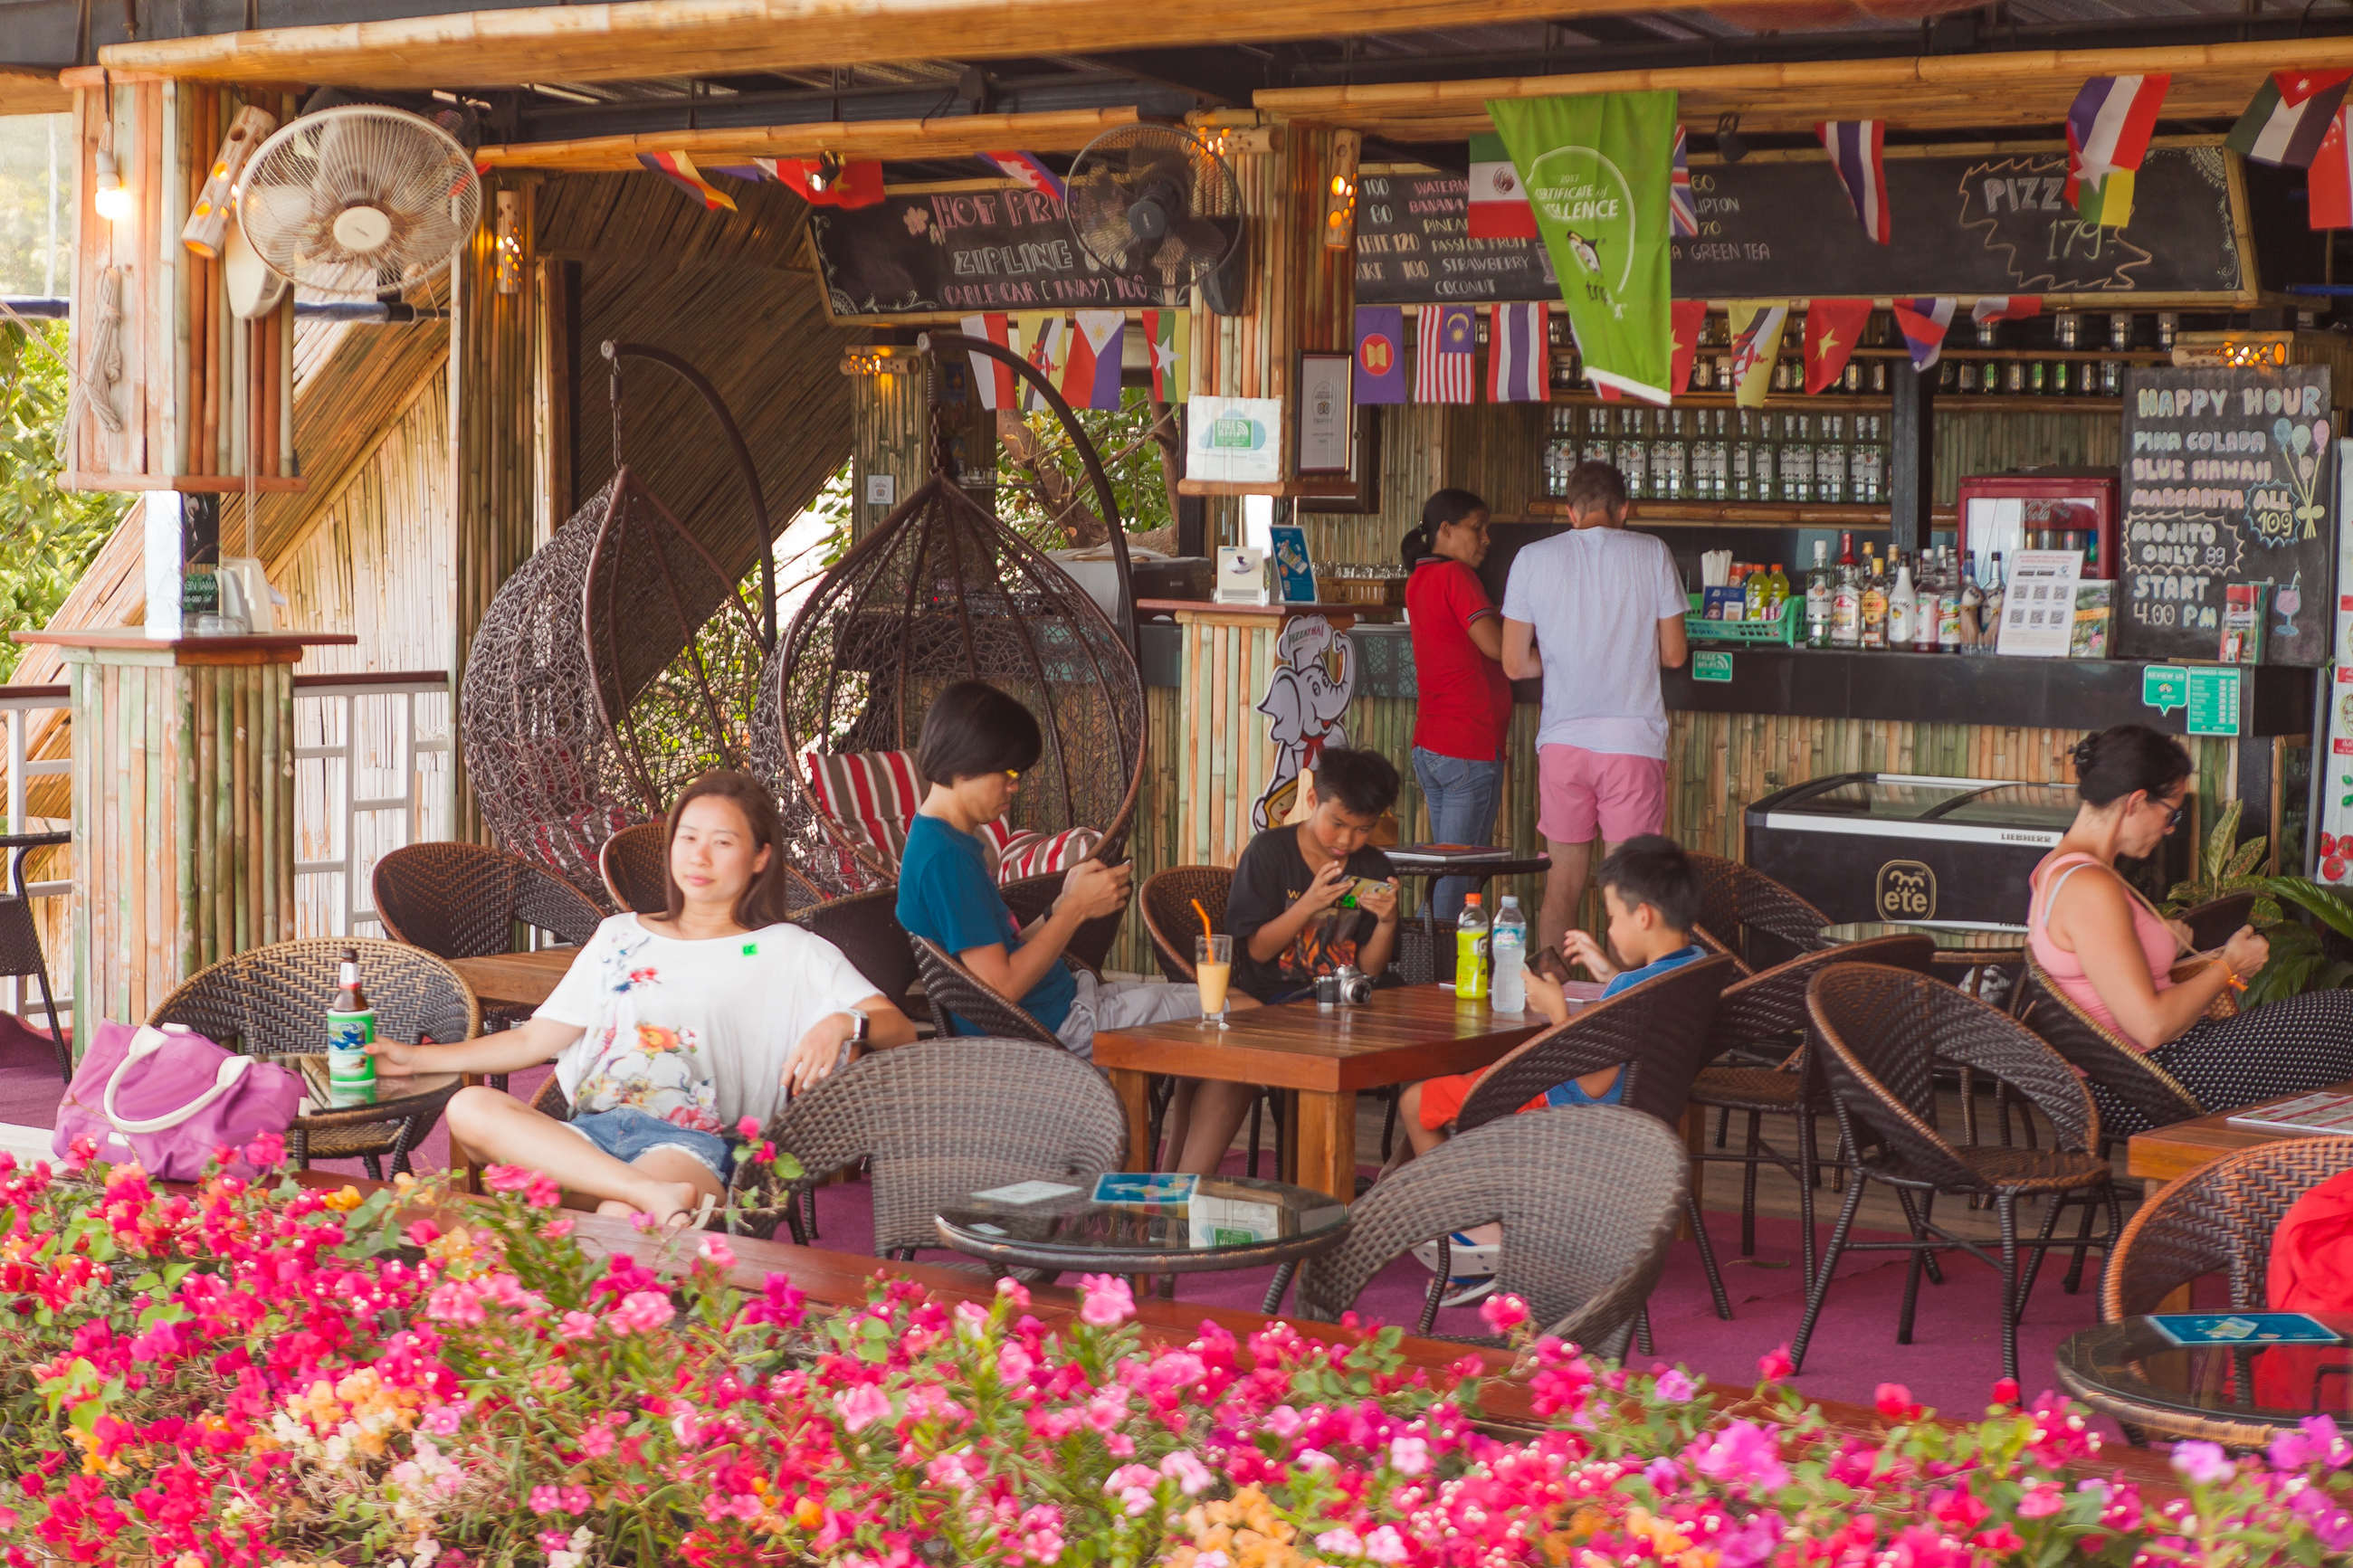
[1412,1231,1500,1308]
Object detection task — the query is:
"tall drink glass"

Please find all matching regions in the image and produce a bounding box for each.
[1196,935,1233,1028]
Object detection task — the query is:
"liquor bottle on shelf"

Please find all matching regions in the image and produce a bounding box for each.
[1937,548,1965,652]
[1615,429,1650,500]
[1860,550,1890,650]
[1908,551,1938,653]
[2101,359,2122,395]
[1887,552,1917,648]
[1830,533,1862,649]
[1805,540,1834,649]
[1780,412,1813,503]
[1982,551,2007,641]
[1817,413,1847,505]
[1958,558,1986,654]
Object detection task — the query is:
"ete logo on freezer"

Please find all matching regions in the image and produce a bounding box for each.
[1876,860,1937,921]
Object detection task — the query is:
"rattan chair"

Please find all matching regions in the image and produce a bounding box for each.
[732,1036,1126,1262]
[1298,1106,1686,1360]
[909,934,1074,1046]
[0,832,70,1082]
[1689,933,1938,1279]
[1001,871,1124,974]
[2014,955,2205,1145]
[371,841,604,1059]
[2102,1136,2353,1323]
[1140,866,1233,983]
[793,886,919,1015]
[1453,951,1739,1320]
[598,822,670,915]
[146,937,481,1179]
[1796,963,2120,1381]
[1688,852,1834,974]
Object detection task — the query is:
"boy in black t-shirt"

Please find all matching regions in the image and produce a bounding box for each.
[1227,748,1403,1003]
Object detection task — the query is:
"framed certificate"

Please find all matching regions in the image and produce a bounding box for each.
[1296,352,1354,473]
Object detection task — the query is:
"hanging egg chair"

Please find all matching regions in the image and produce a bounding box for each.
[751,332,1145,889]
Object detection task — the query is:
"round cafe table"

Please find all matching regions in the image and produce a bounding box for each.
[935,1172,1350,1313]
[272,1053,465,1173]
[2057,1313,2353,1448]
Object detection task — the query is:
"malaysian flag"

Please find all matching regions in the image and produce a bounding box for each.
[1487,303,1548,403]
[1415,305,1476,404]
[1816,121,1890,244]
[1892,298,1958,372]
[1670,126,1698,238]
[977,151,1067,204]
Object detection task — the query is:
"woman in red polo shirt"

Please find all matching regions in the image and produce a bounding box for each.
[1403,488,1513,921]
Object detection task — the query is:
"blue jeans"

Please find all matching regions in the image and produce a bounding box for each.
[1411,747,1504,922]
[567,1107,736,1183]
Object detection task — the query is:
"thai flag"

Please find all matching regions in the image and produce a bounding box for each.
[1487,303,1548,403]
[2066,75,2170,198]
[1971,296,2044,325]
[1670,127,1698,239]
[637,151,737,213]
[1892,298,1958,372]
[958,313,1018,411]
[977,151,1067,205]
[1816,121,1890,244]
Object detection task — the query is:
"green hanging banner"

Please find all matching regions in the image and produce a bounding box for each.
[1484,90,1677,404]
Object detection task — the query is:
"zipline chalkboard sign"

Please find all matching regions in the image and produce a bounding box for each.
[1353,146,2250,307]
[2112,365,2333,667]
[809,188,1156,318]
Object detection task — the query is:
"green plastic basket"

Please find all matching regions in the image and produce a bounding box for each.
[1685,592,1800,647]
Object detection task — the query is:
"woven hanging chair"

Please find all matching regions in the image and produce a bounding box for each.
[462,344,787,905]
[753,341,1145,888]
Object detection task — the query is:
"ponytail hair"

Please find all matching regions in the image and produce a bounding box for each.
[1400,487,1490,568]
[2070,724,2192,809]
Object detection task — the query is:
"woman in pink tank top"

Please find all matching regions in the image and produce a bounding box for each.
[2026,725,2353,1136]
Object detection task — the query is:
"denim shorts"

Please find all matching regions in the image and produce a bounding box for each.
[565,1106,735,1183]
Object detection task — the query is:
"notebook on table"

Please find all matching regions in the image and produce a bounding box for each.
[2224,1091,2353,1136]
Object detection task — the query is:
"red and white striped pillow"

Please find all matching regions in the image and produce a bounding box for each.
[995,827,1103,884]
[805,749,927,870]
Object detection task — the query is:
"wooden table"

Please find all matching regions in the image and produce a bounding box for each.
[449,948,578,1012]
[1090,985,1547,1201]
[2125,1079,2353,1184]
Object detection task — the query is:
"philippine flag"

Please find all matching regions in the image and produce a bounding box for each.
[977,150,1067,205]
[1892,297,1958,372]
[2066,74,2170,196]
[1487,302,1548,403]
[1816,121,1890,244]
[958,313,1018,411]
[1062,310,1125,411]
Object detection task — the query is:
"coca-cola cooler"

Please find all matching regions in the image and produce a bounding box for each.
[1744,774,2081,929]
[1956,469,2121,583]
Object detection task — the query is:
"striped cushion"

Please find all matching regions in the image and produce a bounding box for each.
[996,826,1102,883]
[807,750,926,870]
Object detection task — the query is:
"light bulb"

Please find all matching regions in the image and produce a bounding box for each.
[93,148,131,222]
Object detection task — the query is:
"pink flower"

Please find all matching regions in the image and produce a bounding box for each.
[530,1486,563,1516]
[543,1215,575,1239]
[1689,1419,1791,1493]
[2171,1440,2236,1486]
[1756,1345,1794,1383]
[1874,1383,1922,1421]
[1653,1368,1697,1402]
[1480,1292,1529,1333]
[421,1402,467,1436]
[405,1219,442,1247]
[484,1164,536,1193]
[698,1233,736,1269]
[1316,1529,1364,1557]
[557,1310,600,1341]
[1362,1526,1407,1564]
[737,1116,762,1140]
[2016,1484,2065,1519]
[1990,1376,2022,1408]
[835,1383,891,1431]
[2272,1414,2353,1471]
[1017,1503,1065,1564]
[1077,1274,1135,1327]
[1266,1404,1302,1438]
[1160,1450,1213,1495]
[243,1130,285,1169]
[996,1278,1031,1309]
[605,1290,675,1335]
[1387,1434,1429,1475]
[997,1344,1035,1388]
[578,1423,615,1459]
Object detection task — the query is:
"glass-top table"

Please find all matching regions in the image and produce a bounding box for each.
[935,1173,1350,1307]
[271,1054,465,1171]
[2057,1312,2353,1447]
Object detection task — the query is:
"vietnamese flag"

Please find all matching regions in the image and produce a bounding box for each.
[1804,299,1873,394]
[1669,300,1707,396]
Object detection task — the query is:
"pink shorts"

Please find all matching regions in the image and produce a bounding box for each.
[1537,745,1666,845]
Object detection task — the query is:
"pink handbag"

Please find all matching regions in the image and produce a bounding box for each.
[53,1020,301,1181]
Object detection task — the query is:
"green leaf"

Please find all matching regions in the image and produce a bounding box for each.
[2268,877,2353,943]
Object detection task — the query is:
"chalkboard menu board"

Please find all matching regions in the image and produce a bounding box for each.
[808,187,1155,318]
[1354,147,2246,306]
[2113,365,2333,667]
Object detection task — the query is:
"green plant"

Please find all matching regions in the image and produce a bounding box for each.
[2253,875,2353,1003]
[0,320,131,679]
[2162,799,2282,925]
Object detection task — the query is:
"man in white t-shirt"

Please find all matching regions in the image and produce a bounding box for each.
[1500,461,1690,955]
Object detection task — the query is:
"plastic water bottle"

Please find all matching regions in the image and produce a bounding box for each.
[1456,893,1490,1001]
[1491,896,1527,1013]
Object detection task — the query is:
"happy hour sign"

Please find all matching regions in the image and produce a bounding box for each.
[2114,365,2332,667]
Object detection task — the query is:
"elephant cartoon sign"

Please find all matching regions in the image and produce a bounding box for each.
[1252,614,1357,832]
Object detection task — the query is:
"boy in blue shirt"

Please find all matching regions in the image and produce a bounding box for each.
[895,680,1259,1174]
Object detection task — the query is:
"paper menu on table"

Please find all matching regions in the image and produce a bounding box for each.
[2224,1091,2353,1136]
[1994,549,2085,659]
[1188,1196,1282,1250]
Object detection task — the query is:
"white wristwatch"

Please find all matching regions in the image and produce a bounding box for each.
[843,1008,871,1045]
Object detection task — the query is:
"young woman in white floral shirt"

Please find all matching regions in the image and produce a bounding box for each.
[372,771,915,1227]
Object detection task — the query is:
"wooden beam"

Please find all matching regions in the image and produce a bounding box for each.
[1255,35,2353,137]
[0,68,68,118]
[88,0,1804,89]
[477,105,1140,172]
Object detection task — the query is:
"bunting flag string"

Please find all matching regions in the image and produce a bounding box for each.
[1891,298,1958,372]
[2066,74,2168,225]
[2310,108,2353,229]
[976,151,1068,204]
[1354,307,1407,404]
[958,314,1018,411]
[1669,301,1707,395]
[1670,127,1699,239]
[1803,299,1873,394]
[1415,305,1477,404]
[1726,301,1789,409]
[1488,303,1549,403]
[1971,296,2045,325]
[637,151,737,212]
[1144,309,1190,404]
[2227,70,2352,169]
[1815,121,1891,244]
[1062,311,1126,411]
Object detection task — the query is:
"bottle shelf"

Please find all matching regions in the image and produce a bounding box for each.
[1544,391,2123,413]
[1522,499,1957,530]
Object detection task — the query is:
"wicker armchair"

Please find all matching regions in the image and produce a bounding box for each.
[1690,933,1937,1278]
[1455,951,1738,1319]
[599,822,670,915]
[2103,1136,2353,1322]
[1139,866,1233,983]
[1688,852,1834,974]
[1298,1106,1686,1360]
[372,841,604,1051]
[0,832,70,1082]
[793,886,919,1015]
[909,935,1068,1045]
[1797,964,2120,1381]
[146,938,481,1179]
[733,1036,1126,1262]
[1001,871,1124,974]
[2014,955,2205,1145]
